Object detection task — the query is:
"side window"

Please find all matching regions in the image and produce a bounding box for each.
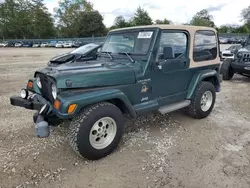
[193,30,217,62]
[157,31,187,60]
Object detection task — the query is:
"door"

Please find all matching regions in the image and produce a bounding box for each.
[151,30,192,105]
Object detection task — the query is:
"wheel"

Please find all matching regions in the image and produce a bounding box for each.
[68,102,124,160]
[185,81,216,119]
[220,59,234,80]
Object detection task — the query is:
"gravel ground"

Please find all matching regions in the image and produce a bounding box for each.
[0,46,250,188]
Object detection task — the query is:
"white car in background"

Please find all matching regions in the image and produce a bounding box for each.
[32,42,40,47]
[0,41,8,47]
[63,41,73,48]
[14,42,23,47]
[221,44,242,60]
[55,41,64,48]
[41,42,49,47]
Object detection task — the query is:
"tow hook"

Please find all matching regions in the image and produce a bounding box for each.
[35,104,50,138]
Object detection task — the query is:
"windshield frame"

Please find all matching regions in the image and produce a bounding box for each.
[102,28,157,56]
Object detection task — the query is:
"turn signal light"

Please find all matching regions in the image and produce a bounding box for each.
[54,100,61,110]
[27,81,33,88]
[68,104,77,114]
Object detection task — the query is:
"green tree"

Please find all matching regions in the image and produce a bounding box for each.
[190,9,215,27]
[0,0,55,39]
[218,24,249,33]
[54,0,94,37]
[155,18,171,24]
[130,6,152,26]
[241,6,250,31]
[111,15,130,29]
[30,0,56,38]
[77,10,106,37]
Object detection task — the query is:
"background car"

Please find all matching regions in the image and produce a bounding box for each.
[72,41,83,48]
[219,37,229,44]
[221,44,242,60]
[22,42,33,47]
[48,41,57,47]
[32,42,41,47]
[41,42,49,47]
[14,42,23,47]
[0,41,8,47]
[55,41,64,48]
[63,41,73,48]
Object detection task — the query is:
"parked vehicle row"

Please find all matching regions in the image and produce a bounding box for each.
[0,40,88,48]
[219,37,246,44]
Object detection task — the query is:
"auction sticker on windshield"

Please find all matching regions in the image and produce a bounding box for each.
[138,31,153,39]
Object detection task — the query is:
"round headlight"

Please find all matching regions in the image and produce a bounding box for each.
[237,52,243,58]
[51,84,57,99]
[20,89,28,99]
[36,76,42,88]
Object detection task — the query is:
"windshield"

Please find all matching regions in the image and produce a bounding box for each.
[101,30,154,54]
[70,43,98,54]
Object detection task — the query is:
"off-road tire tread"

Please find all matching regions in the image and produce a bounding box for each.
[185,81,216,119]
[68,102,122,159]
[220,59,234,80]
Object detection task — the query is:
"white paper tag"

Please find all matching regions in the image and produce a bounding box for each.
[137,31,153,39]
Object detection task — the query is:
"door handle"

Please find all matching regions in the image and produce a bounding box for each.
[180,60,187,66]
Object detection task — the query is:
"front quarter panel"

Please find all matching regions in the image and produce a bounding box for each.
[56,88,136,119]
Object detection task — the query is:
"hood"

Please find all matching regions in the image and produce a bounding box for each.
[239,45,250,52]
[36,59,141,89]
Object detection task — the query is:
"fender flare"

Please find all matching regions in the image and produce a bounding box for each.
[57,88,137,118]
[186,69,221,99]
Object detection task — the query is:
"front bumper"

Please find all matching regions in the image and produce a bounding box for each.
[10,94,49,111]
[10,96,43,111]
[231,61,250,74]
[10,93,74,120]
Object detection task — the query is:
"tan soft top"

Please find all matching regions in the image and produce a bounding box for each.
[110,24,220,68]
[111,24,217,33]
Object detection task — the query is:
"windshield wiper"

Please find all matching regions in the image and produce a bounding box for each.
[118,52,135,63]
[101,51,113,60]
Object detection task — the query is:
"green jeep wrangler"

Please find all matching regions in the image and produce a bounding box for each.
[10,25,222,160]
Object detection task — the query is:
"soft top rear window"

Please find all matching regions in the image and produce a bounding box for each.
[193,30,217,62]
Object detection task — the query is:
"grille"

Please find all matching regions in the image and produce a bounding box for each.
[242,53,250,63]
[37,73,54,103]
[223,53,233,57]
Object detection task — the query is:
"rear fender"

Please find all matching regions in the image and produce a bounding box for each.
[187,70,221,99]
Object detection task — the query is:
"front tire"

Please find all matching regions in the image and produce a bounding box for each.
[220,59,234,80]
[69,102,124,160]
[185,81,216,119]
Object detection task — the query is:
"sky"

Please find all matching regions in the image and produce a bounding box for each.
[43,0,249,27]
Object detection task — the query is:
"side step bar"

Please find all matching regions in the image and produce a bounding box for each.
[158,100,191,114]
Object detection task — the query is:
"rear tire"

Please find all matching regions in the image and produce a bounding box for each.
[185,81,216,119]
[68,102,124,160]
[220,59,234,80]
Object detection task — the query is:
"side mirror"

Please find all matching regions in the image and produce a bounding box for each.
[163,46,175,60]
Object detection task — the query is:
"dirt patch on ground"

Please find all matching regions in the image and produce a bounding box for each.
[0,47,249,188]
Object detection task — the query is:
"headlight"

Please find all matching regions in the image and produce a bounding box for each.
[237,52,243,58]
[36,76,42,88]
[51,84,57,99]
[20,88,28,99]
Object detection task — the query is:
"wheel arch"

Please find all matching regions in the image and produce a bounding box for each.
[187,70,221,99]
[106,98,135,118]
[56,88,137,119]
